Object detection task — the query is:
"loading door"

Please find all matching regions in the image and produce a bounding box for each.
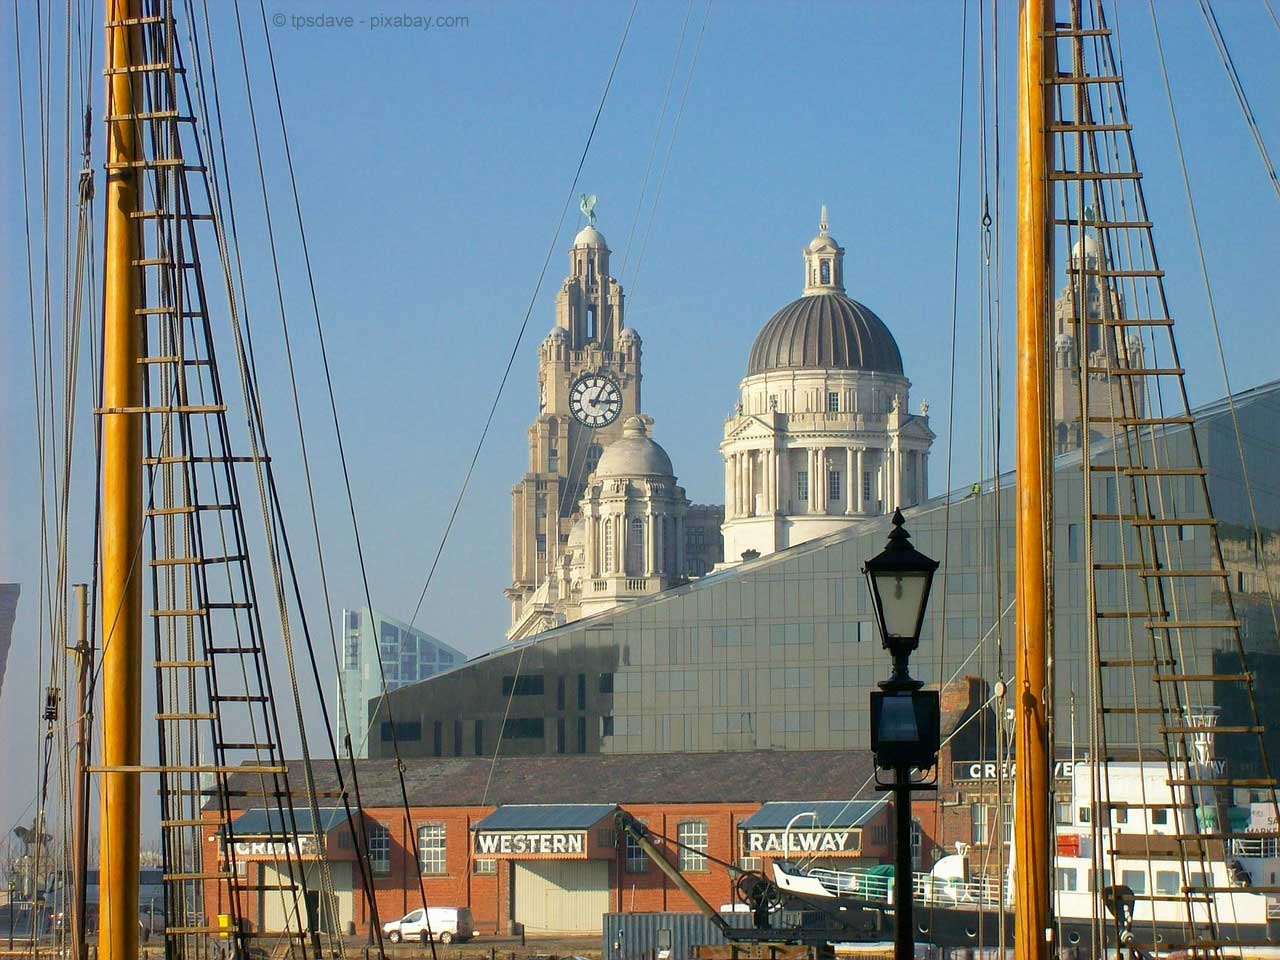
[513,860,609,934]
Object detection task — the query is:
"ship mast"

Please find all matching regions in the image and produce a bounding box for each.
[99,3,144,960]
[1014,0,1055,958]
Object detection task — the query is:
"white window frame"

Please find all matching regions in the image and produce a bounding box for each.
[417,822,446,875]
[625,831,648,874]
[970,804,990,845]
[677,820,708,872]
[368,824,391,875]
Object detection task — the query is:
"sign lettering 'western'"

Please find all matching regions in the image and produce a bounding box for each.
[473,831,587,858]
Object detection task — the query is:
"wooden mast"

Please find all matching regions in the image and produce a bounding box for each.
[1014,0,1055,958]
[99,3,143,960]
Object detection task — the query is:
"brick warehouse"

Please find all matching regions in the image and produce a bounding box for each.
[202,750,899,936]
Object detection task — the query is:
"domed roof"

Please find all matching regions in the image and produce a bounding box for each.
[546,325,568,341]
[808,232,840,254]
[618,326,640,341]
[1070,233,1103,265]
[574,224,606,247]
[747,292,904,376]
[594,417,674,479]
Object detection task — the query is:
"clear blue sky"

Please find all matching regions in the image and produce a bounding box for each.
[2,1,1279,833]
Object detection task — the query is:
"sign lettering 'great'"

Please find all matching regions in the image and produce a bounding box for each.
[473,831,587,858]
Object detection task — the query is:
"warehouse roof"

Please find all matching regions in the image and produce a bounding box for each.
[474,804,617,831]
[739,800,886,831]
[215,749,877,811]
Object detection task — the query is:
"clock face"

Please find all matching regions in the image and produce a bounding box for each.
[569,374,623,427]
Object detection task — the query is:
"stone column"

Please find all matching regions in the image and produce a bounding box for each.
[745,451,754,517]
[806,449,816,513]
[856,448,866,514]
[727,455,737,519]
[816,448,827,512]
[775,447,784,513]
[617,511,627,575]
[845,448,855,515]
[737,455,747,519]
[644,507,654,577]
[894,446,904,510]
[585,513,596,577]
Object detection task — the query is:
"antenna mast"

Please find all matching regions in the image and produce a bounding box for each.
[1014,0,1055,958]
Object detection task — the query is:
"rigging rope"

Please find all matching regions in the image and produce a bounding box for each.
[1197,0,1280,204]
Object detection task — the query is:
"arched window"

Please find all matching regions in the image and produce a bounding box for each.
[820,259,831,284]
[587,256,595,283]
[586,305,597,341]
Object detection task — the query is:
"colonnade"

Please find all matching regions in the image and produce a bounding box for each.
[724,445,929,519]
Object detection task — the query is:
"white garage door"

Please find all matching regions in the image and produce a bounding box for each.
[259,862,353,935]
[514,860,609,934]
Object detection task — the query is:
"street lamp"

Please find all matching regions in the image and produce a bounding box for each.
[865,509,940,960]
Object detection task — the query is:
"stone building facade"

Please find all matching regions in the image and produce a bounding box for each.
[1052,232,1145,454]
[506,221,723,642]
[721,211,934,563]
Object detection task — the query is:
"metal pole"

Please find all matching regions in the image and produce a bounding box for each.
[1015,0,1055,958]
[72,583,90,960]
[894,767,913,960]
[99,4,144,960]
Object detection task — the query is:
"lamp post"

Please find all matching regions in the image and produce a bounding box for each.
[865,509,940,960]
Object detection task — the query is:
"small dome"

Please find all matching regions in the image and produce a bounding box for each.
[808,232,840,254]
[618,326,640,342]
[593,417,674,479]
[1071,233,1103,266]
[747,292,904,376]
[546,325,568,341]
[574,224,606,247]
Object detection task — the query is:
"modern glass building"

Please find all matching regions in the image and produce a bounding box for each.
[338,608,463,757]
[370,381,1279,768]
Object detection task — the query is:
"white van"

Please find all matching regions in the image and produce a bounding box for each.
[383,906,474,944]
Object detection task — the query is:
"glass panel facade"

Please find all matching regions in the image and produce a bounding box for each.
[370,387,1280,772]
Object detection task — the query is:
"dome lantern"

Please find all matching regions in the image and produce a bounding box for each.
[803,205,845,296]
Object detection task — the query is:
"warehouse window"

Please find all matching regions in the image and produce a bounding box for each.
[625,830,648,873]
[501,675,545,697]
[970,804,989,845]
[473,719,484,756]
[677,820,708,872]
[473,858,496,876]
[381,721,420,742]
[502,718,545,740]
[577,673,587,709]
[453,720,463,756]
[576,716,587,753]
[599,672,614,694]
[556,717,566,754]
[368,824,391,875]
[417,824,446,876]
[432,721,442,757]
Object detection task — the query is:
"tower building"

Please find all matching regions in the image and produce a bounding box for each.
[1052,231,1145,454]
[720,210,934,562]
[507,218,718,641]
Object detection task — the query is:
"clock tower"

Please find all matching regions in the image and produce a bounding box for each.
[506,219,642,635]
